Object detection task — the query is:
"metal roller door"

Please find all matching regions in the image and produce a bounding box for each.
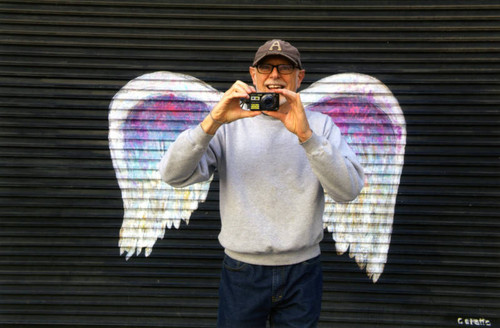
[0,1,498,327]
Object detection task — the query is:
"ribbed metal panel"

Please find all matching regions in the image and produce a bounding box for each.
[0,1,498,327]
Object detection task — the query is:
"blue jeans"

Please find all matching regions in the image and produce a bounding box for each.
[217,255,322,328]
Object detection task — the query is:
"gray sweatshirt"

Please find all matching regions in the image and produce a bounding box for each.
[159,111,364,266]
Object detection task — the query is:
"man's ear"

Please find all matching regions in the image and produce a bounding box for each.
[297,69,306,89]
[249,66,257,86]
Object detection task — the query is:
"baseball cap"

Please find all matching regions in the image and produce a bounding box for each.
[252,39,302,69]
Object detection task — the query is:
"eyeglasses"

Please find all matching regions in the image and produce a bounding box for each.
[255,64,296,75]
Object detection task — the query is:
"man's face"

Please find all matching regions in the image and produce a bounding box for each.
[249,56,305,106]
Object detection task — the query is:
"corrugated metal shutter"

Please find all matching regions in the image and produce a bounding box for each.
[1,1,498,327]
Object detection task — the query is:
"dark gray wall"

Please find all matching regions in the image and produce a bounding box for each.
[1,1,498,327]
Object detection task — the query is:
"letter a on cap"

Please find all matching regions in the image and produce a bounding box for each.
[269,40,282,51]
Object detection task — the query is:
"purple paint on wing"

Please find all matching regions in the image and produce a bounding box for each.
[124,93,209,145]
[121,94,210,172]
[308,96,399,148]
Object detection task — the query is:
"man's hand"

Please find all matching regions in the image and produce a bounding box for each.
[201,81,261,135]
[263,88,313,143]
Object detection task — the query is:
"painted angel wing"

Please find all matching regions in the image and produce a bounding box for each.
[301,73,406,282]
[108,71,221,259]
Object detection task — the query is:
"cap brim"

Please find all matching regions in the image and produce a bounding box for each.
[253,52,302,69]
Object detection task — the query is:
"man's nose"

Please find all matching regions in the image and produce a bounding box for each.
[269,66,280,78]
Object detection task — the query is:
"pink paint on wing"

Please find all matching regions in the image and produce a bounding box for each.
[308,96,400,150]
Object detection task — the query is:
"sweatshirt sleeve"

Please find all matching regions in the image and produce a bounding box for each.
[159,124,219,188]
[301,117,365,203]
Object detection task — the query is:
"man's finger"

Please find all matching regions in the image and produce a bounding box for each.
[233,81,254,95]
[274,88,295,99]
[241,110,262,118]
[262,111,285,121]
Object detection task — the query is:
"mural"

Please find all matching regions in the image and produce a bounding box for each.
[108,71,406,283]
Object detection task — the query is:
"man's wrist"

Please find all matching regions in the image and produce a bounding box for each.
[209,111,225,125]
[201,113,223,135]
[298,129,313,143]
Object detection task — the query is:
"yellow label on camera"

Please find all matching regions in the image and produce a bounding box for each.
[251,104,260,110]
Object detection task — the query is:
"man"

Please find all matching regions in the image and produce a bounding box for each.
[160,39,364,327]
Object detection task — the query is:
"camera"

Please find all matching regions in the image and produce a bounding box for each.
[242,93,279,111]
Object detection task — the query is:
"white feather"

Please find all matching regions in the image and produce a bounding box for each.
[109,72,406,284]
[109,72,220,259]
[302,73,406,282]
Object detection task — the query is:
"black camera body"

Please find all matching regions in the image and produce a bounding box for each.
[243,93,279,111]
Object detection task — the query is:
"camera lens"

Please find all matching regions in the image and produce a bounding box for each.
[261,94,277,110]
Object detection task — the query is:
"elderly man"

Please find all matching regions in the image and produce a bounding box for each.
[160,39,364,327]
